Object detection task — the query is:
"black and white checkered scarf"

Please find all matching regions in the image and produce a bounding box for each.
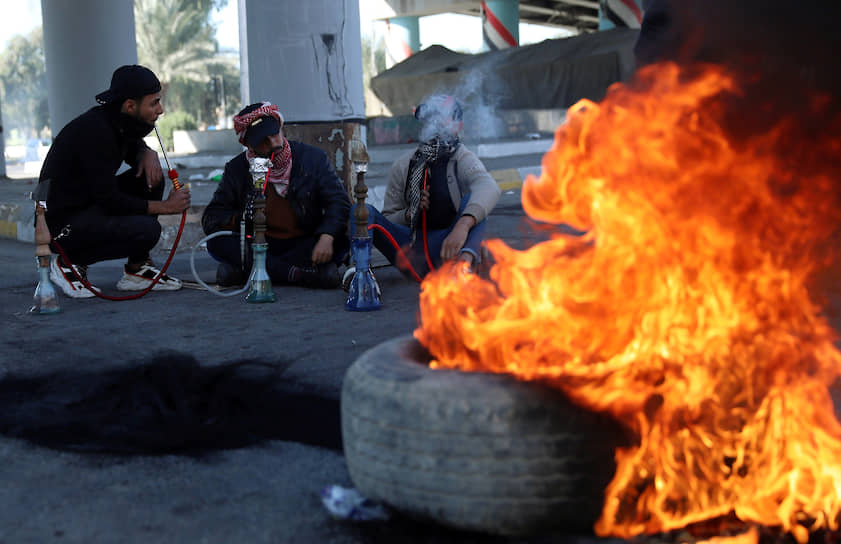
[405,136,459,243]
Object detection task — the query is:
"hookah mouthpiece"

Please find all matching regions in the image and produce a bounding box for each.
[168,169,181,190]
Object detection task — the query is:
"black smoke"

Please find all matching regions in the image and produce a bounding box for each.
[636,0,841,98]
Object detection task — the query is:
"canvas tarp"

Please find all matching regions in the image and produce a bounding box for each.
[370,28,640,116]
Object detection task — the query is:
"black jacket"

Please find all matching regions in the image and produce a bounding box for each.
[40,105,153,232]
[202,141,350,251]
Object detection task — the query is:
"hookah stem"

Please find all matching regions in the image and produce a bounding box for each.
[240,219,246,268]
[247,149,275,264]
[154,126,182,190]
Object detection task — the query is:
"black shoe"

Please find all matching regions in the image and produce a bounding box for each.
[299,262,340,289]
[216,262,246,287]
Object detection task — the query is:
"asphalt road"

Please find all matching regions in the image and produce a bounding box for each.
[0,189,625,544]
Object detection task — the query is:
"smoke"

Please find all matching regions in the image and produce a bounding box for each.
[637,0,841,99]
[418,55,510,143]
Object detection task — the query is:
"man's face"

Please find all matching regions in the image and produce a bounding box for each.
[248,128,284,158]
[124,92,164,125]
[419,114,462,142]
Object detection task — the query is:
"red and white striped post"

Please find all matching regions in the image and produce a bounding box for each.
[384,16,419,68]
[481,0,519,51]
[598,0,643,30]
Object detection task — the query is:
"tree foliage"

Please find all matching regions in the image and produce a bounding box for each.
[0,27,48,141]
[134,0,239,130]
[134,0,230,91]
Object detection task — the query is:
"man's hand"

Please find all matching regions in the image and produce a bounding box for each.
[137,148,164,189]
[441,215,476,261]
[148,186,191,215]
[312,233,334,264]
[419,188,430,211]
[404,189,431,224]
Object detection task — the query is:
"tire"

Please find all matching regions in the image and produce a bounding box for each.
[341,335,630,537]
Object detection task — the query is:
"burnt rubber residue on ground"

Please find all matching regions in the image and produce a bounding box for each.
[0,353,341,455]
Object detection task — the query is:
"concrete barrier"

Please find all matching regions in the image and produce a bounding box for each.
[172,129,242,155]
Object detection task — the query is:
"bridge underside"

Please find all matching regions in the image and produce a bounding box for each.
[382,0,601,34]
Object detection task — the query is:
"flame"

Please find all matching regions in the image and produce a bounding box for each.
[416,62,841,542]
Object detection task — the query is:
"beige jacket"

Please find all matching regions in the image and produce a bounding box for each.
[382,144,501,226]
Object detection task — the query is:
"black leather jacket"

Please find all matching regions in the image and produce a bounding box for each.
[202,141,350,252]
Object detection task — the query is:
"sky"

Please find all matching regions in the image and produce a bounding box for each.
[0,0,42,50]
[3,0,571,56]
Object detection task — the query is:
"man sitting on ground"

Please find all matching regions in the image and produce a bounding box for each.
[201,102,350,289]
[349,94,500,281]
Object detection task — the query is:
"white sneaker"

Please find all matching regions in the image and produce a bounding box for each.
[49,255,99,298]
[116,260,182,291]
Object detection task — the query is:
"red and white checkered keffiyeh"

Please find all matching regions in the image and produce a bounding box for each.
[252,139,293,197]
[235,102,292,196]
[233,101,284,146]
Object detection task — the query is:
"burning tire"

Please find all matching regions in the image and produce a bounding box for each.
[341,335,629,537]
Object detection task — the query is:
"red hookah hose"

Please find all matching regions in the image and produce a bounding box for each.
[262,150,275,196]
[51,170,187,301]
[366,223,423,283]
[421,169,435,272]
[366,169,435,284]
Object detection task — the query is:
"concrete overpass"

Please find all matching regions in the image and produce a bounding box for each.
[376,0,603,34]
[3,0,366,189]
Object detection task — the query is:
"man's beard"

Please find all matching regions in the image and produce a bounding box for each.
[121,110,155,140]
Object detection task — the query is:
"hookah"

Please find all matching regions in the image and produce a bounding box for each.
[30,202,61,315]
[29,126,187,310]
[190,156,276,302]
[243,156,276,303]
[345,139,382,311]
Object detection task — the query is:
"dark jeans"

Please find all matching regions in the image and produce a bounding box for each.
[352,193,487,279]
[207,234,344,285]
[49,169,164,266]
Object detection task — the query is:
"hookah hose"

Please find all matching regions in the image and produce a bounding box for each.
[366,169,435,283]
[52,210,186,301]
[189,231,250,297]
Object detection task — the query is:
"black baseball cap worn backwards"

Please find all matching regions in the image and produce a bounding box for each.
[96,65,162,105]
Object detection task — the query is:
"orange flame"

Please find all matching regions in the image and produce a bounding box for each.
[416,63,841,543]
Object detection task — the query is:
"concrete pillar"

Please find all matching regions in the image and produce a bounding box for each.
[239,0,366,192]
[384,16,420,68]
[599,0,643,30]
[41,0,138,135]
[0,101,6,178]
[481,0,519,51]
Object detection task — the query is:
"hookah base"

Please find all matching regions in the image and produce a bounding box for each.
[245,288,277,304]
[30,306,62,315]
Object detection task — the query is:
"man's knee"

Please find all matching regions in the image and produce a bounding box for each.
[133,216,162,245]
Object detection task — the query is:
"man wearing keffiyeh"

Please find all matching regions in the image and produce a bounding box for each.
[349,94,500,280]
[201,102,350,288]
